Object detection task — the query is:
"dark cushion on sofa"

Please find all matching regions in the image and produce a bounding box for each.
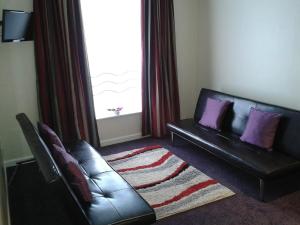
[52,144,92,203]
[194,89,300,160]
[167,119,300,179]
[38,122,65,152]
[240,108,281,149]
[199,98,231,130]
[168,88,300,182]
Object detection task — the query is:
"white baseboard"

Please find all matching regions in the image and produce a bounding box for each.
[100,133,148,147]
[4,155,34,168]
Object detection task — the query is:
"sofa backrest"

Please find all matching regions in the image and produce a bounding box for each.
[194,88,300,159]
[16,113,61,183]
[16,113,90,225]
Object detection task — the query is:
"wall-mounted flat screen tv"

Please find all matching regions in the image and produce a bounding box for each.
[2,10,33,42]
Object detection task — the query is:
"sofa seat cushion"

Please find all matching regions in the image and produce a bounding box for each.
[67,141,156,225]
[167,119,300,179]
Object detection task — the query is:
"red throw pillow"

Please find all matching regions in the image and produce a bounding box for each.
[38,122,65,152]
[52,144,92,203]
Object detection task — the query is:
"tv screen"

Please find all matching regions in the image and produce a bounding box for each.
[2,10,33,42]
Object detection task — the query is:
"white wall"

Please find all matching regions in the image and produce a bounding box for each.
[204,0,300,110]
[0,0,38,162]
[98,113,143,146]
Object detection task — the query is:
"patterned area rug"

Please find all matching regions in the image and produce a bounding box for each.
[103,145,235,220]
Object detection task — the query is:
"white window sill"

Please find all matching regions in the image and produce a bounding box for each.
[96,111,141,120]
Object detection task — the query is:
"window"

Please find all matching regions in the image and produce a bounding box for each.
[81,0,142,119]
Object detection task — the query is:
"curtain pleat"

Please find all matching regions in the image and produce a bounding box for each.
[34,0,100,148]
[141,0,180,137]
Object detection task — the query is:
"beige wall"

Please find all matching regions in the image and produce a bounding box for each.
[174,0,204,119]
[203,0,300,110]
[0,0,38,162]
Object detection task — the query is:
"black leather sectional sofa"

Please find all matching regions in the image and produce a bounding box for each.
[167,88,300,201]
[16,113,156,225]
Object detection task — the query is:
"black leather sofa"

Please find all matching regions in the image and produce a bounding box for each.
[16,113,156,225]
[167,88,300,201]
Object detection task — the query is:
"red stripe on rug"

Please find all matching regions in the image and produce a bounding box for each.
[135,162,189,190]
[117,151,173,172]
[152,179,218,208]
[107,145,162,162]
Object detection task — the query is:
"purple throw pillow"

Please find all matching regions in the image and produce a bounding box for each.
[52,144,92,203]
[240,108,281,150]
[52,144,75,167]
[199,98,231,130]
[38,122,65,152]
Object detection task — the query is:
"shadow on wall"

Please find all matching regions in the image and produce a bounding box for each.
[0,145,8,225]
[198,0,213,90]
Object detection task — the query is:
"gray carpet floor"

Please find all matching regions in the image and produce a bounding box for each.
[7,137,300,225]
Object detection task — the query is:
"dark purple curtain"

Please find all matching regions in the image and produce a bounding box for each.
[141,0,180,138]
[34,0,100,148]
